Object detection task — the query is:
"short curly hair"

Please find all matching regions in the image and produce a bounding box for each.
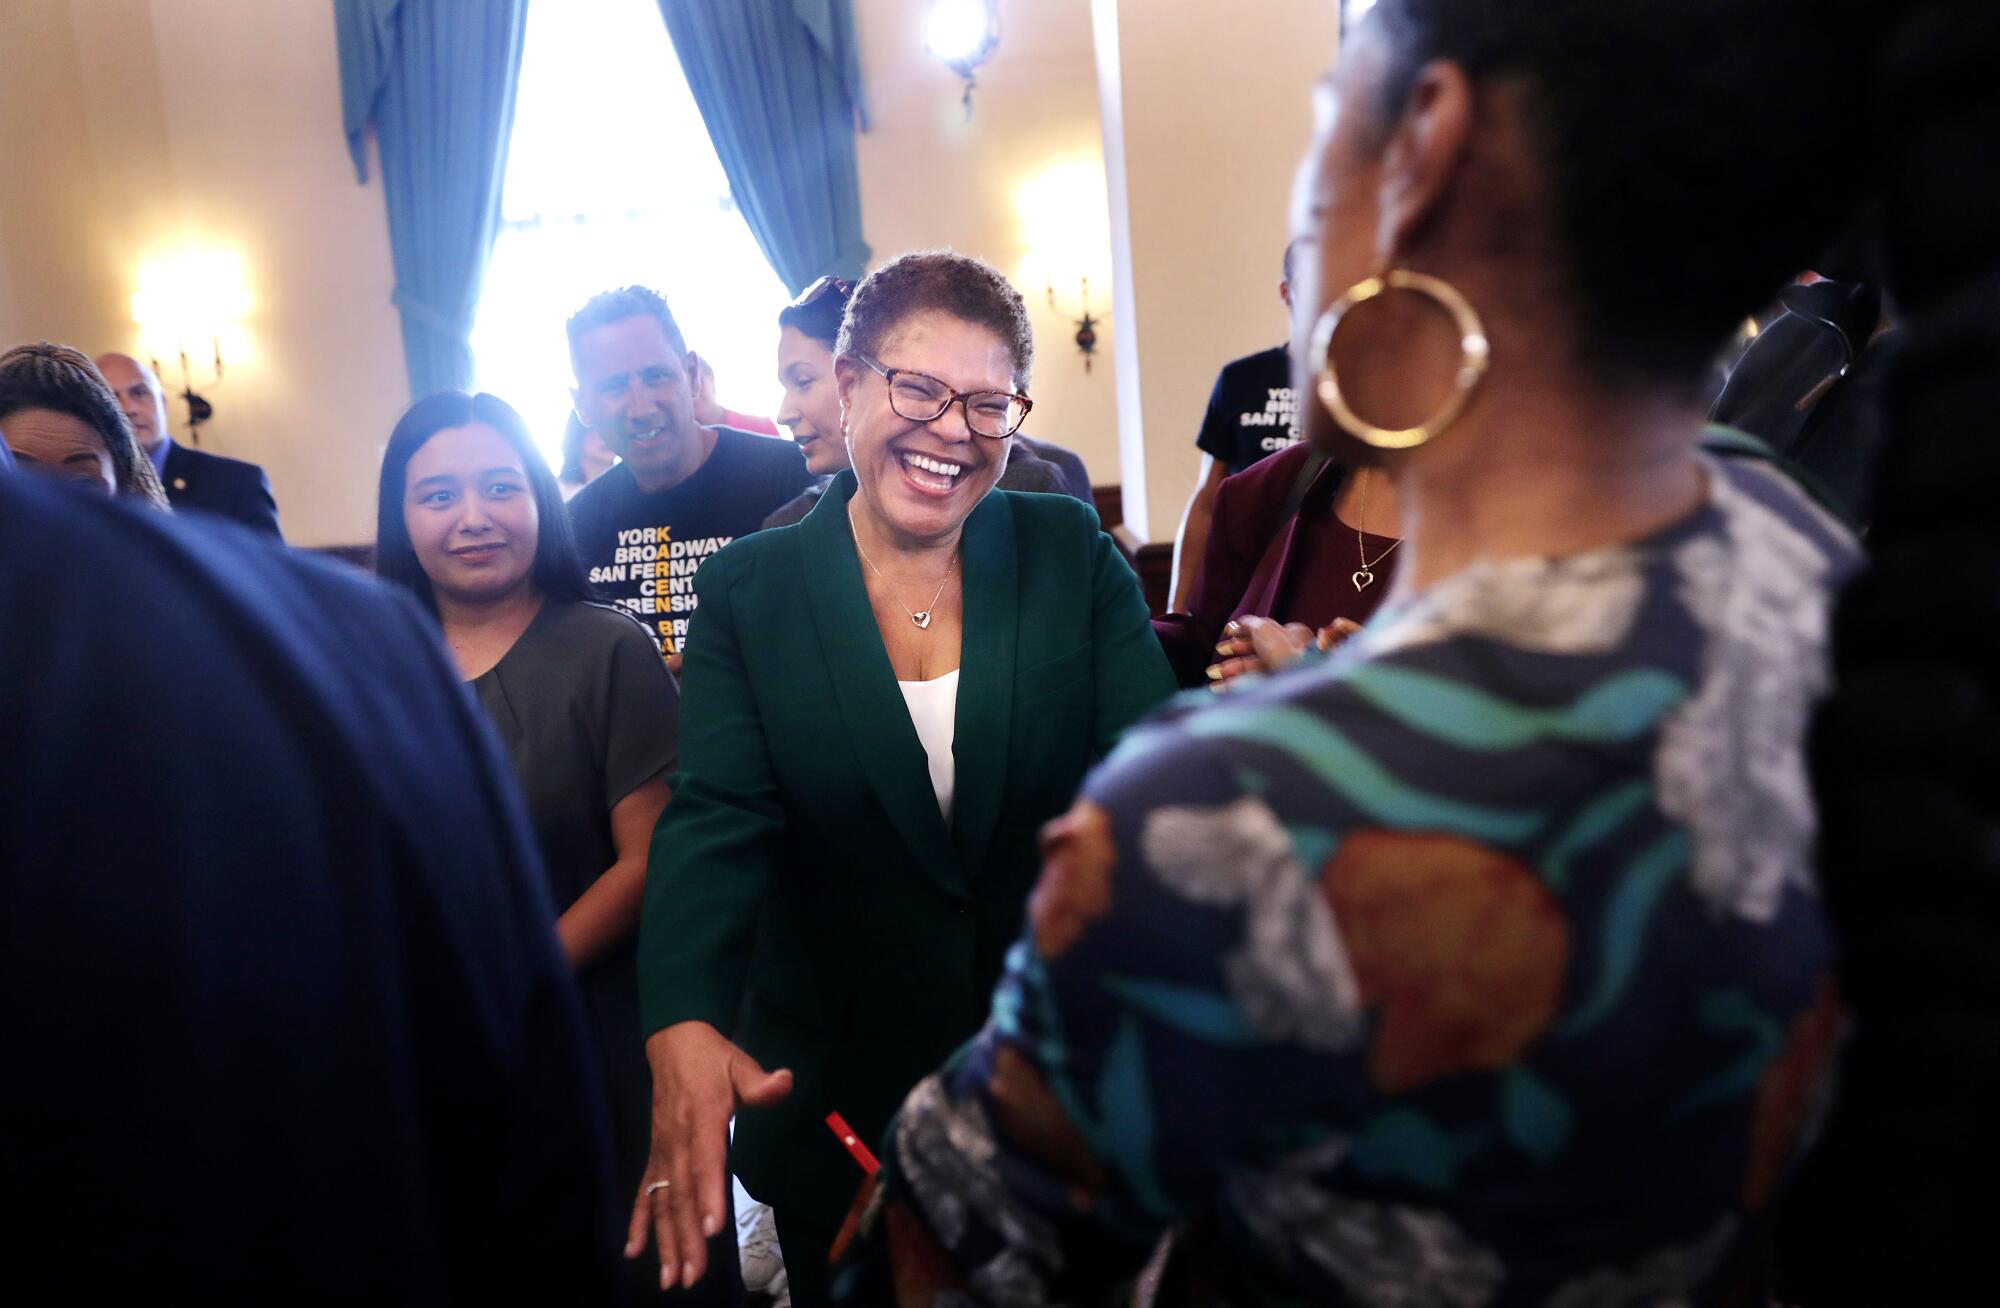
[836,251,1035,391]
[0,342,168,507]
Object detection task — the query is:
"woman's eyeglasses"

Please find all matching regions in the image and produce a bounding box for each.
[860,357,1032,439]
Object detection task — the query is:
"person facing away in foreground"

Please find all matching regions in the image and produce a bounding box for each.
[833,1,1873,1304]
[0,470,620,1302]
[625,250,1176,1306]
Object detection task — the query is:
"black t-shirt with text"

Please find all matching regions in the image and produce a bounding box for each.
[568,426,810,656]
[1195,344,1300,475]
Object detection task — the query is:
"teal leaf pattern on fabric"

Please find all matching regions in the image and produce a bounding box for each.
[1343,663,1688,752]
[1540,781,1655,892]
[1556,828,1691,1038]
[1103,974,1263,1047]
[1349,1109,1487,1192]
[991,969,1026,1038]
[1500,1066,1574,1163]
[1184,705,1545,845]
[1671,991,1785,1119]
[1287,824,1340,872]
[1098,1015,1176,1217]
[840,455,1853,1307]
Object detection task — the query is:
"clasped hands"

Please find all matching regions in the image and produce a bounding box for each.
[1206,614,1363,690]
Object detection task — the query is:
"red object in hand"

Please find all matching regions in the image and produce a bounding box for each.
[825,1112,880,1175]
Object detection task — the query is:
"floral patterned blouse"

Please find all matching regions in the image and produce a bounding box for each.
[833,455,1859,1307]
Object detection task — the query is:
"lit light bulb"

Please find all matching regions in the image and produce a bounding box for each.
[925,0,992,65]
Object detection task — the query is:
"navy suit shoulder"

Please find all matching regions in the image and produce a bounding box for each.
[1014,435,1092,500]
[167,439,264,478]
[162,440,282,537]
[0,476,616,1299]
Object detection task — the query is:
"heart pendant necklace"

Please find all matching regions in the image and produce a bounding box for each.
[853,530,953,629]
[1351,472,1402,592]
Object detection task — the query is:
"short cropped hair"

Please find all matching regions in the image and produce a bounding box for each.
[836,251,1035,391]
[0,342,168,507]
[565,286,688,376]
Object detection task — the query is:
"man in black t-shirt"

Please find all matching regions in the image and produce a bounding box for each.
[565,286,810,666]
[1197,345,1300,475]
[1168,243,1303,610]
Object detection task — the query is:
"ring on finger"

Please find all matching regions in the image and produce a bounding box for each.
[645,1180,672,1197]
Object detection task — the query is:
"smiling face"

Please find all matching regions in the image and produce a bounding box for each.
[3,407,115,494]
[835,309,1018,546]
[569,313,703,493]
[402,421,540,606]
[775,325,847,475]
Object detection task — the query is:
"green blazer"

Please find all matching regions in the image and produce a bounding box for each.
[639,472,1175,1224]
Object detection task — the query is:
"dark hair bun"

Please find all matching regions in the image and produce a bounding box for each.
[778,281,853,346]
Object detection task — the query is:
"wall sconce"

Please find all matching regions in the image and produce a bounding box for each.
[1016,159,1112,373]
[131,249,251,444]
[1047,278,1100,372]
[925,0,1000,119]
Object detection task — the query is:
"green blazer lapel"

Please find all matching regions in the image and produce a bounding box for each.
[950,489,1018,875]
[797,474,964,894]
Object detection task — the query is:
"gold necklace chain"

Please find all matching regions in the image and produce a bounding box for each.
[852,530,954,630]
[1352,471,1402,592]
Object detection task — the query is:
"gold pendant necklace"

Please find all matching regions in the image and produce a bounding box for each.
[1351,471,1402,591]
[853,531,953,629]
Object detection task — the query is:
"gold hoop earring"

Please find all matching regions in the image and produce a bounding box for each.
[1311,268,1490,450]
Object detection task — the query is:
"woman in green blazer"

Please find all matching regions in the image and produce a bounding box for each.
[626,252,1175,1304]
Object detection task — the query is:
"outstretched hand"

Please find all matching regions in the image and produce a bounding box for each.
[626,1021,793,1291]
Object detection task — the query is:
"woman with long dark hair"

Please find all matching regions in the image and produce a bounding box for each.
[834,2,1890,1304]
[377,391,681,1285]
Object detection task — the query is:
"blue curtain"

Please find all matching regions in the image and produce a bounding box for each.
[335,0,529,395]
[655,0,872,292]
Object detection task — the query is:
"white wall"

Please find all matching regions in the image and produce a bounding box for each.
[1094,0,1339,539]
[0,0,408,547]
[853,0,1119,487]
[2,0,1332,544]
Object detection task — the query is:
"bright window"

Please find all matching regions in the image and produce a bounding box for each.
[472,0,791,468]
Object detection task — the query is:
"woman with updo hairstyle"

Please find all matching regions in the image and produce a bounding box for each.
[760,274,858,528]
[832,3,1889,1305]
[627,250,1175,1303]
[0,343,167,506]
